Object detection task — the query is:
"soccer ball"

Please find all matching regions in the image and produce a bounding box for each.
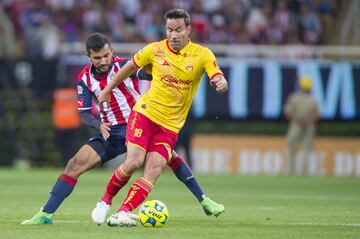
[138,200,169,227]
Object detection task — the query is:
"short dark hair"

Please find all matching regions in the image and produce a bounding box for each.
[164,8,191,26]
[86,33,111,54]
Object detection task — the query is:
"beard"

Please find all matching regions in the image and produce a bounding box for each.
[97,64,110,73]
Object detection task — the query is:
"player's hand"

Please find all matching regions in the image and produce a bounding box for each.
[100,122,111,140]
[98,88,111,110]
[210,76,228,93]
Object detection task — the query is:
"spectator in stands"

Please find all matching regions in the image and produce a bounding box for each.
[1,0,336,58]
[190,0,210,42]
[245,2,272,44]
[298,3,322,44]
[38,16,60,59]
[0,5,16,57]
[266,16,284,44]
[19,0,56,58]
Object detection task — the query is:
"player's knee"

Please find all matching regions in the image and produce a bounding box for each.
[151,163,164,175]
[143,166,163,184]
[144,157,167,182]
[122,157,144,173]
[64,156,86,177]
[126,148,146,167]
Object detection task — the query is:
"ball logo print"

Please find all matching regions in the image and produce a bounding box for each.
[138,200,169,227]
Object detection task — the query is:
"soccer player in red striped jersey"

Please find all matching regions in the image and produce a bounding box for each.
[21,33,223,226]
[97,8,228,227]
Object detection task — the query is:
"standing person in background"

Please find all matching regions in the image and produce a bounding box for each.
[284,75,320,175]
[96,8,228,227]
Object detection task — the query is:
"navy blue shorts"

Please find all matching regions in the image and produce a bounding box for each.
[85,124,127,164]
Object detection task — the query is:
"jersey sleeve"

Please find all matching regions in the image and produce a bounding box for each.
[203,48,223,80]
[136,67,152,81]
[77,80,92,110]
[132,43,155,68]
[116,57,138,79]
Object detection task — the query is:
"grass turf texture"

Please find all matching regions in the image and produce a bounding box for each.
[0,168,359,239]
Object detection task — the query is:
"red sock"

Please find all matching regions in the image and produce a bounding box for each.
[101,166,130,205]
[117,177,153,212]
[169,156,185,172]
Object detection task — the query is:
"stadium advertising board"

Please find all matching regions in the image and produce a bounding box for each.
[193,60,360,120]
[191,135,360,176]
[1,58,359,121]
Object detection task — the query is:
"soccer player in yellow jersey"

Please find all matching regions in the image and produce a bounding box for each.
[96,8,228,227]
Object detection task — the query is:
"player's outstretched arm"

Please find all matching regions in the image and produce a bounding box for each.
[210,75,228,93]
[98,61,138,106]
[79,110,101,129]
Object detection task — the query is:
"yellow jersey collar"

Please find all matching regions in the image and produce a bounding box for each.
[165,39,191,55]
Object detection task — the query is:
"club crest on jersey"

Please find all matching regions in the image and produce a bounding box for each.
[77,85,83,94]
[186,65,193,70]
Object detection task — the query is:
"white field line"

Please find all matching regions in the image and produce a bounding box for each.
[13,220,85,223]
[52,220,82,223]
[238,194,359,201]
[256,206,286,210]
[268,222,360,227]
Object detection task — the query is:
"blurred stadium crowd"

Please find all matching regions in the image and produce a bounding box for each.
[0,0,339,58]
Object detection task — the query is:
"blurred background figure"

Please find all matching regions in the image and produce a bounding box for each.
[0,5,16,57]
[284,76,320,175]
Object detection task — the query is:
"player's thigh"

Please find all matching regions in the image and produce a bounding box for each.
[108,135,127,160]
[122,143,147,171]
[148,125,178,161]
[65,144,101,174]
[126,111,153,151]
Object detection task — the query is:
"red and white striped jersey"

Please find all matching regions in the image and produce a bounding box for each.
[77,56,141,125]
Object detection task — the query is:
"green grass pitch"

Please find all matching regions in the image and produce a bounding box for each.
[0,168,359,239]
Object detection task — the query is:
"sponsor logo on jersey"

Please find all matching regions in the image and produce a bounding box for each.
[186,65,193,70]
[77,85,83,94]
[162,60,170,66]
[78,99,84,108]
[159,75,191,91]
[160,75,191,85]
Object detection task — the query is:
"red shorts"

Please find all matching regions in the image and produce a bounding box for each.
[126,111,178,161]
